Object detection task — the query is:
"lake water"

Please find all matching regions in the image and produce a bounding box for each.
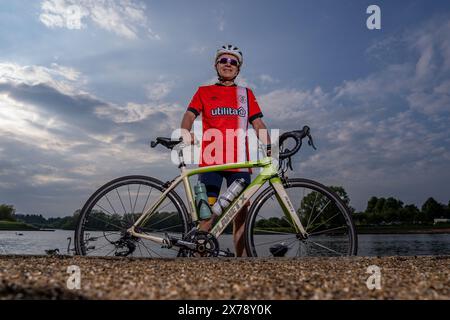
[0,230,449,256]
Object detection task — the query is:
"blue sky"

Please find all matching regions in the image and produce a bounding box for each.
[0,0,449,217]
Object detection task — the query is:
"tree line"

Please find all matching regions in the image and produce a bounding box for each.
[353,196,450,225]
[1,188,449,230]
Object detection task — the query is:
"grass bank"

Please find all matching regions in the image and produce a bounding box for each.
[0,220,39,231]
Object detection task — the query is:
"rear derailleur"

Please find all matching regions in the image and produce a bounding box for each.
[111,232,138,257]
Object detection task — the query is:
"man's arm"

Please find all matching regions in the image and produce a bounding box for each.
[180,110,196,144]
[251,118,271,156]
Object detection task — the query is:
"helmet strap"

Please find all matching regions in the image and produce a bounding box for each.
[215,65,239,83]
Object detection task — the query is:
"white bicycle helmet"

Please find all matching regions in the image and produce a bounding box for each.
[215,44,243,66]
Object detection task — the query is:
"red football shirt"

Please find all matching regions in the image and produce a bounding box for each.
[187,84,263,172]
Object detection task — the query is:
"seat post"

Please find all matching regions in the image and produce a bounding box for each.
[178,149,186,169]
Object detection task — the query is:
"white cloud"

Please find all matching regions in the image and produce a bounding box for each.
[217,8,225,31]
[0,62,83,95]
[0,60,173,212]
[31,173,77,186]
[0,93,86,155]
[334,63,412,101]
[40,12,65,29]
[259,86,328,124]
[259,74,279,84]
[40,0,89,29]
[188,45,208,55]
[0,62,88,153]
[254,17,450,210]
[39,0,160,40]
[235,75,257,89]
[94,101,181,125]
[145,81,174,101]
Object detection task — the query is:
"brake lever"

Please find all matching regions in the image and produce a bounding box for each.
[307,134,317,150]
[287,157,293,171]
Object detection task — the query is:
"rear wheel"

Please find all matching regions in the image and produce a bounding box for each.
[75,175,190,257]
[245,178,357,257]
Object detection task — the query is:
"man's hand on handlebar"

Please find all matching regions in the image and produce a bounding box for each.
[181,131,196,145]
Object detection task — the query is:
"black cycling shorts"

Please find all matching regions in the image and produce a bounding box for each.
[198,171,251,198]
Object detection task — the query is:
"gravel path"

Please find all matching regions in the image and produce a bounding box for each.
[0,255,448,300]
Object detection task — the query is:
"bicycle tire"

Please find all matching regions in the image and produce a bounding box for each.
[74,175,190,257]
[245,178,357,257]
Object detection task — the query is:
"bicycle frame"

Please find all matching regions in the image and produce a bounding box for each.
[128,156,308,245]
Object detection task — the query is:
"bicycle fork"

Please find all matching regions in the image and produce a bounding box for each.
[270,176,308,239]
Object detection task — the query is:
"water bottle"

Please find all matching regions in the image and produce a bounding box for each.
[211,178,247,216]
[194,182,212,220]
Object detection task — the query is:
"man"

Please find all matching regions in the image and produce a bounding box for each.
[180,44,271,257]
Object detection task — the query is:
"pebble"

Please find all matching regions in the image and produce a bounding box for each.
[0,255,448,299]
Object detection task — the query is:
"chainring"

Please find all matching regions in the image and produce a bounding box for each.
[178,231,220,257]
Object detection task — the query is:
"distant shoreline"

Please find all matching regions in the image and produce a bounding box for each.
[1,220,449,234]
[356,226,450,234]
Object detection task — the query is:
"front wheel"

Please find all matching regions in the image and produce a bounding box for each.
[245,178,357,257]
[75,175,190,257]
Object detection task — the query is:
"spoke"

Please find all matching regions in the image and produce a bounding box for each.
[93,205,126,229]
[127,185,133,224]
[282,215,295,229]
[306,192,319,230]
[146,211,178,229]
[253,235,298,247]
[86,213,126,231]
[308,240,344,256]
[296,186,305,217]
[254,208,294,230]
[156,199,174,212]
[136,242,144,257]
[86,231,120,241]
[116,188,128,215]
[85,242,113,255]
[105,194,118,216]
[253,228,295,235]
[282,237,301,249]
[307,199,331,230]
[94,203,115,217]
[308,212,340,234]
[102,230,118,243]
[104,247,117,257]
[141,187,153,215]
[142,223,185,233]
[132,184,141,216]
[139,240,162,257]
[255,212,277,222]
[308,225,347,236]
[128,185,132,211]
[140,241,154,257]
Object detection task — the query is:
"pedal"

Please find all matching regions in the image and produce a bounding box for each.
[219,248,235,257]
[269,243,289,257]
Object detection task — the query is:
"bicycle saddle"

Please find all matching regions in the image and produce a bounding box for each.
[151,137,182,149]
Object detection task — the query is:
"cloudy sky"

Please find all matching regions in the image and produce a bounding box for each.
[0,0,449,217]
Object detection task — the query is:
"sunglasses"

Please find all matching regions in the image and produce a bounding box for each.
[217,57,240,67]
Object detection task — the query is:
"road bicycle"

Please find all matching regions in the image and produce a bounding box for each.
[74,126,357,257]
